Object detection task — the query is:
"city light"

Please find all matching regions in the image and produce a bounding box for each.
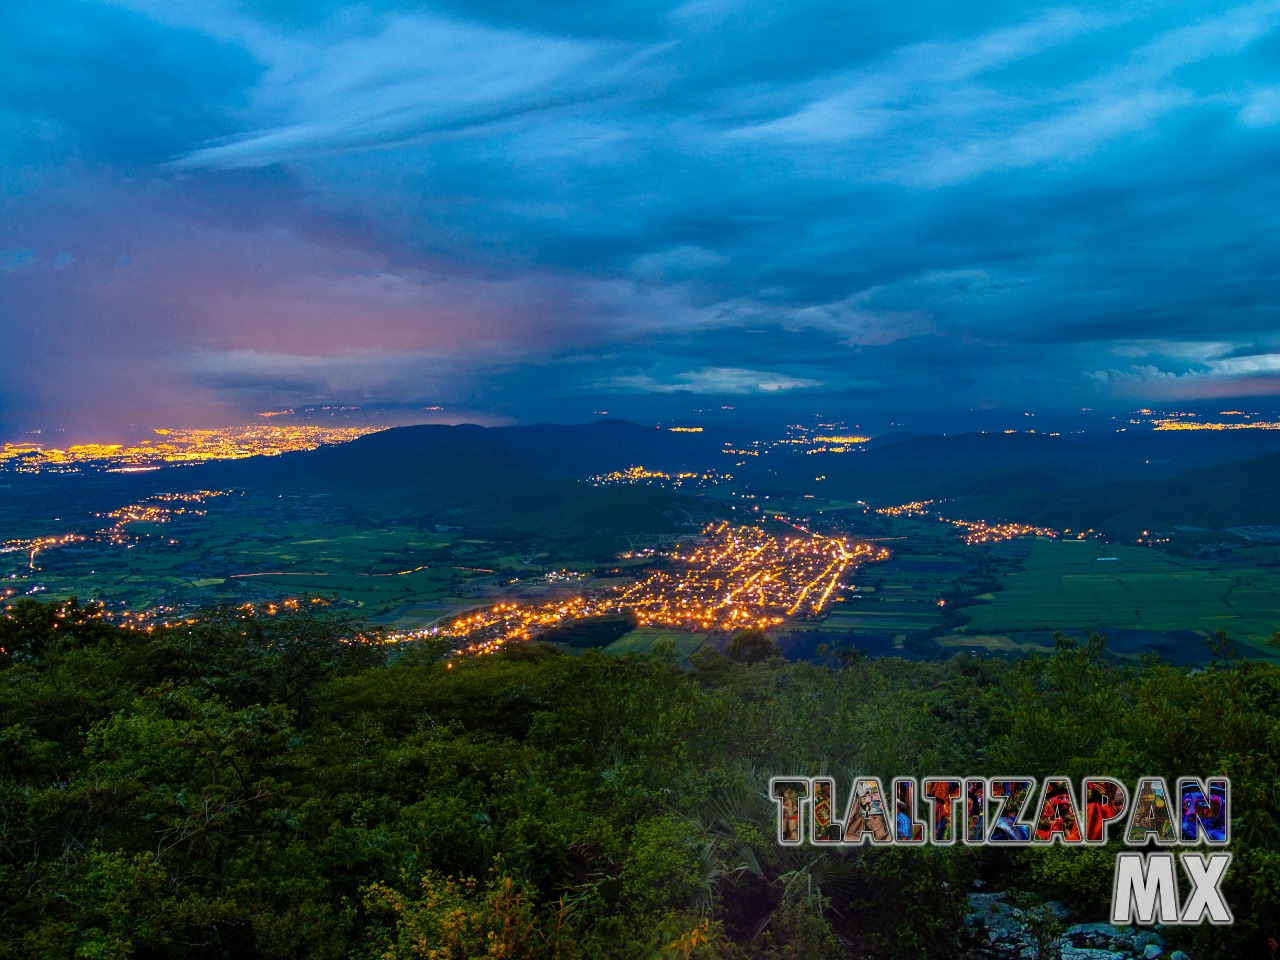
[411,521,888,658]
[1150,419,1280,431]
[0,424,385,474]
[876,501,1060,544]
[2,490,229,571]
[588,466,732,489]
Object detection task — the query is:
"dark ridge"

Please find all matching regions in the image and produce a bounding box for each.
[751,429,1280,503]
[951,449,1280,536]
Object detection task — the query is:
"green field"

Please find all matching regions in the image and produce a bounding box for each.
[962,538,1280,657]
[13,482,1280,664]
[799,549,974,655]
[604,628,705,663]
[2,492,553,627]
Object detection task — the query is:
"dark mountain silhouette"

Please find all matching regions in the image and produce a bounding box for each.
[6,420,1280,545]
[951,450,1280,536]
[0,421,718,550]
[753,429,1280,503]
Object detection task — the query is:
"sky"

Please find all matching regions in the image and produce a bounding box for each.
[3,0,1280,438]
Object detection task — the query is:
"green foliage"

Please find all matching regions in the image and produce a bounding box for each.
[0,600,1278,958]
[724,629,778,664]
[620,815,707,915]
[540,613,638,649]
[361,869,570,959]
[0,597,119,663]
[1016,843,1121,915]
[848,847,972,960]
[16,846,243,960]
[84,684,294,867]
[756,882,840,960]
[1018,902,1064,960]
[146,602,385,711]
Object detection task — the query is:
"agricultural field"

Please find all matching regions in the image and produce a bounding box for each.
[11,477,1279,667]
[603,627,706,664]
[959,538,1280,660]
[802,553,964,650]
[1,490,562,628]
[714,502,1012,657]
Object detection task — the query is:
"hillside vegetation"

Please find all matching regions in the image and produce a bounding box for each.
[2,601,1277,959]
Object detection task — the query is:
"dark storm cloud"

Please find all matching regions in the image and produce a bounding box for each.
[0,1,258,167]
[3,0,1280,435]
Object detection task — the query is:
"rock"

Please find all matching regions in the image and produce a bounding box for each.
[965,889,1152,960]
[1060,947,1128,960]
[1066,921,1133,946]
[969,891,1011,906]
[986,912,1026,943]
[1169,952,1191,960]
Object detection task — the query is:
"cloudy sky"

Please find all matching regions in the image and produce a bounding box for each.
[3,0,1280,436]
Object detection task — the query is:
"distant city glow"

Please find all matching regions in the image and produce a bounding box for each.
[876,501,1063,544]
[0,424,385,473]
[589,465,732,490]
[1151,419,1280,431]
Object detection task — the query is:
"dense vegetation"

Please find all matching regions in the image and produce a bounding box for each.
[1,600,1277,959]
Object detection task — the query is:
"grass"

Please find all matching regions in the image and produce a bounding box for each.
[962,539,1280,656]
[936,633,1053,654]
[3,493,522,626]
[605,628,705,664]
[14,484,1279,664]
[804,547,965,646]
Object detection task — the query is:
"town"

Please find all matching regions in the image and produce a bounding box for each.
[0,424,383,473]
[432,521,887,657]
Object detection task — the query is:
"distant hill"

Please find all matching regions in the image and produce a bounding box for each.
[203,426,541,513]
[221,418,733,480]
[7,421,1280,547]
[484,419,734,475]
[949,450,1280,537]
[751,429,1280,503]
[187,423,715,545]
[0,422,719,554]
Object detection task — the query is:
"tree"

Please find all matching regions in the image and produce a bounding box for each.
[724,628,778,664]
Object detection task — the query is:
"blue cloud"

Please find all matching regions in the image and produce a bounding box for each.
[1,247,36,272]
[0,0,259,166]
[2,0,1280,433]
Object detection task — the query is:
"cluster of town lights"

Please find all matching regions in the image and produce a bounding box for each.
[0,425,384,474]
[425,521,886,659]
[589,466,732,489]
[2,491,228,571]
[875,502,1063,544]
